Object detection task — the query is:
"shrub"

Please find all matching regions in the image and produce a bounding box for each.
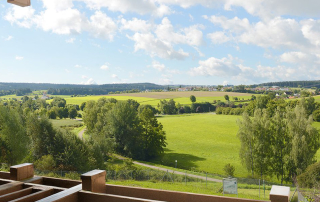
[297,161,320,188]
[65,172,81,180]
[184,106,191,113]
[313,110,320,122]
[224,163,235,177]
[34,155,56,171]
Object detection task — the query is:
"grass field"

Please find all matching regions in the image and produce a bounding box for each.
[155,114,245,176]
[154,113,320,179]
[50,119,83,128]
[47,91,253,106]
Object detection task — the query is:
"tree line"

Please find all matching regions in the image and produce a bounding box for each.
[237,102,320,184]
[0,97,167,171]
[0,104,103,171]
[250,80,320,88]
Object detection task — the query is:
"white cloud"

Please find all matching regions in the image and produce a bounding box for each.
[5,6,35,28]
[189,54,320,84]
[5,36,13,41]
[65,69,70,73]
[207,31,230,44]
[239,17,307,50]
[34,7,84,35]
[84,78,97,85]
[5,2,117,41]
[83,0,171,17]
[159,78,173,85]
[224,0,320,19]
[189,14,194,22]
[205,16,317,53]
[75,64,81,68]
[194,47,205,57]
[66,38,76,43]
[155,0,221,9]
[112,74,118,79]
[120,18,152,33]
[151,61,165,71]
[100,64,109,70]
[280,52,309,64]
[223,81,229,86]
[155,17,204,46]
[15,56,24,60]
[204,15,250,33]
[301,19,320,47]
[128,32,189,60]
[82,75,88,79]
[189,55,241,77]
[87,11,117,41]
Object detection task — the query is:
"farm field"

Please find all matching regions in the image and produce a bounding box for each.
[48,91,253,106]
[155,113,320,178]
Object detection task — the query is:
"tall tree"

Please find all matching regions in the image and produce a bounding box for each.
[139,108,167,160]
[287,104,320,178]
[190,95,196,103]
[0,106,29,165]
[108,102,143,159]
[237,112,255,176]
[270,108,290,184]
[224,95,229,101]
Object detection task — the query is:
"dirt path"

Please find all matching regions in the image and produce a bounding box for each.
[117,156,222,183]
[78,127,86,140]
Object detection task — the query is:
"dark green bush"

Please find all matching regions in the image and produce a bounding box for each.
[297,161,320,188]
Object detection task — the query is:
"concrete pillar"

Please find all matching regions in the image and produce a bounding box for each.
[10,163,34,181]
[81,170,106,193]
[270,185,290,202]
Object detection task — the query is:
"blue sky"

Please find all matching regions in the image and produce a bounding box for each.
[1,0,320,85]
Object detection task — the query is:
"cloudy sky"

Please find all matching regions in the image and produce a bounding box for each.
[1,0,320,85]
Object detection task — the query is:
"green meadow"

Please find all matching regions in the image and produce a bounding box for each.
[155,114,244,176]
[155,113,320,178]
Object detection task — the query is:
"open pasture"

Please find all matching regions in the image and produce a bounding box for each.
[155,114,245,176]
[155,113,320,178]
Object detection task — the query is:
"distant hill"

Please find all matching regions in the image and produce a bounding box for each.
[251,80,320,88]
[0,82,165,95]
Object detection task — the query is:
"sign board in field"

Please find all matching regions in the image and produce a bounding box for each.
[223,177,238,196]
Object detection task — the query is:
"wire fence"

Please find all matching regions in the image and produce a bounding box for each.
[297,186,320,202]
[33,168,285,200]
[0,162,299,201]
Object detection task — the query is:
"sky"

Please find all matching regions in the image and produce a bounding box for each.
[1,0,320,86]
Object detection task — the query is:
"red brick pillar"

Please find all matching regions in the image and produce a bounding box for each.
[81,170,106,193]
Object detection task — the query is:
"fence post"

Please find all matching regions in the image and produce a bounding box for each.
[263,180,265,198]
[185,172,187,185]
[206,172,207,188]
[259,179,261,198]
